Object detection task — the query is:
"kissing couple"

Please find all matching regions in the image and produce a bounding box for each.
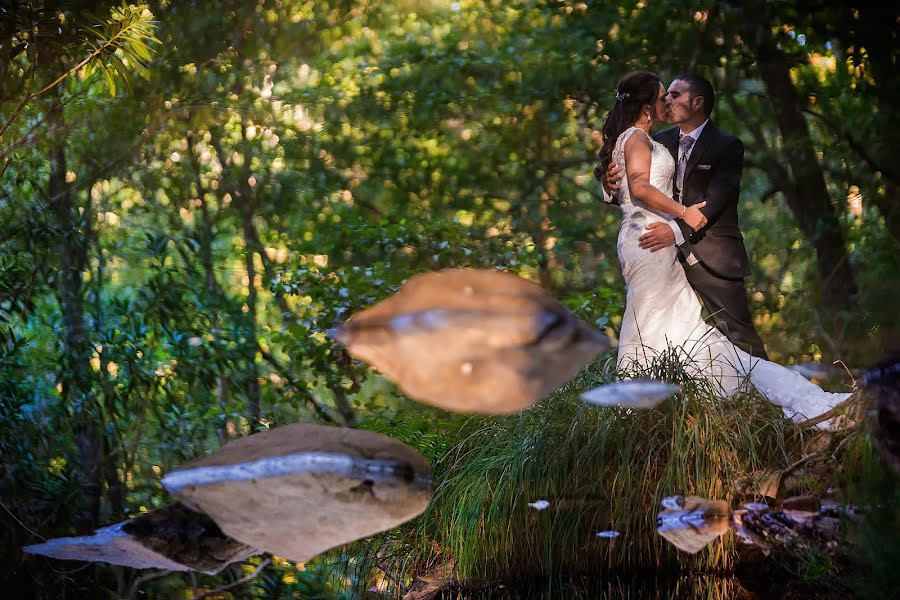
[595,70,849,428]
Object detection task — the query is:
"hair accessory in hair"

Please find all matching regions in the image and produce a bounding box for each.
[615,91,631,102]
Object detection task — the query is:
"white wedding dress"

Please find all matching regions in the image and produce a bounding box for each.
[612,127,850,428]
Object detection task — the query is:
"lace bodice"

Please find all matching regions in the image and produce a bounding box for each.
[612,127,676,219]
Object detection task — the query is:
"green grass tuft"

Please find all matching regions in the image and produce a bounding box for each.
[354,348,816,592]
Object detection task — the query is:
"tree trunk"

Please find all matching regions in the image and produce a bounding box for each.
[534,132,557,291]
[209,128,262,430]
[187,132,231,441]
[237,131,262,429]
[95,249,125,521]
[740,6,858,312]
[47,99,102,532]
[240,205,262,429]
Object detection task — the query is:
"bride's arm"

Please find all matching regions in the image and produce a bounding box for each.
[624,131,707,230]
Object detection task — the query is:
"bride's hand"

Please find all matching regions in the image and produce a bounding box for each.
[682,201,708,231]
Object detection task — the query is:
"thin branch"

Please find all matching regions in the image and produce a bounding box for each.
[725,95,795,197]
[331,384,358,427]
[376,561,409,593]
[0,88,91,163]
[778,452,821,483]
[0,500,45,541]
[797,393,860,429]
[126,569,174,600]
[191,558,271,600]
[802,107,900,185]
[258,346,338,424]
[779,420,859,492]
[347,191,385,218]
[832,359,858,388]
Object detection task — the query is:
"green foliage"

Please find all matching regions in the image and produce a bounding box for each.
[0,0,896,597]
[0,2,159,143]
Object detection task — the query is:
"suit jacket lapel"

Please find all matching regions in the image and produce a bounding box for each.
[684,121,716,182]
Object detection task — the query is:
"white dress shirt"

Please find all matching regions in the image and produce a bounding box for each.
[668,119,709,247]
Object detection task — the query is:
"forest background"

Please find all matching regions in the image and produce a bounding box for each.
[1,0,897,597]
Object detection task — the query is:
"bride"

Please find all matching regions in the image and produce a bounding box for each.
[597,71,850,428]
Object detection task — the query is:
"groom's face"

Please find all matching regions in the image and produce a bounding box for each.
[664,79,702,125]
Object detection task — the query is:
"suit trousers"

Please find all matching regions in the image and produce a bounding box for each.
[679,255,769,360]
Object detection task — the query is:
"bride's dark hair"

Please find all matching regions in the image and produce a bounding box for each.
[594,71,663,182]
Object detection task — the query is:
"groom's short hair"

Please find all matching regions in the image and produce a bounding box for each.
[674,72,715,116]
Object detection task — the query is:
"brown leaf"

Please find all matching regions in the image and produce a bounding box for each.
[23,504,254,574]
[162,424,432,563]
[331,269,610,414]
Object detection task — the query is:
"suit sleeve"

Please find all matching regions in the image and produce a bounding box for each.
[700,136,743,225]
[602,187,619,206]
[595,162,620,206]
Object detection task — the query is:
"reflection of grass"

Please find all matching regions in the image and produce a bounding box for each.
[784,545,834,583]
[842,431,900,599]
[357,348,809,590]
[443,572,740,599]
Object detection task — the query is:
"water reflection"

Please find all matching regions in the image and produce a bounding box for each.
[595,530,620,538]
[430,572,743,599]
[655,495,730,554]
[581,381,680,409]
[527,499,551,510]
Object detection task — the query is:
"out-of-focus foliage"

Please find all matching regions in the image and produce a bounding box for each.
[0,0,896,597]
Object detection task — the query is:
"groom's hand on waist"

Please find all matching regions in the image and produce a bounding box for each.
[639,222,675,252]
[603,162,623,194]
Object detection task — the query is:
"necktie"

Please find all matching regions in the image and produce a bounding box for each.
[676,134,695,200]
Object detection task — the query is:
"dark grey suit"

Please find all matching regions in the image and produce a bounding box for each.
[653,122,768,359]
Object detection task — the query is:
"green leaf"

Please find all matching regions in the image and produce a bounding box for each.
[107,53,134,93]
[127,55,150,80]
[126,38,154,62]
[97,61,116,96]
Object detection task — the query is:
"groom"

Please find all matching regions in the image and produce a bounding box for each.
[603,72,768,359]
